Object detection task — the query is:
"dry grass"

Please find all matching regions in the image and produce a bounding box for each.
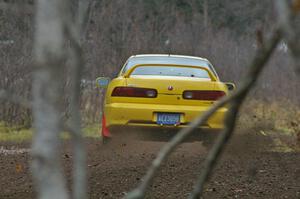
[238,99,300,135]
[238,99,300,152]
[0,122,101,142]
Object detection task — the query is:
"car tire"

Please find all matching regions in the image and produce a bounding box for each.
[201,131,219,148]
[102,136,111,145]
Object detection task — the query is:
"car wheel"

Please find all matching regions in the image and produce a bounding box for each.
[202,138,215,148]
[201,131,219,148]
[102,136,111,145]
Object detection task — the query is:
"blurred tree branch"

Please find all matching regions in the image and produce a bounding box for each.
[65,1,93,199]
[189,29,281,198]
[31,0,70,199]
[275,0,300,73]
[189,4,300,196]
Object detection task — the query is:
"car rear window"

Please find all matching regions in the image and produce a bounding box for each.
[131,66,210,79]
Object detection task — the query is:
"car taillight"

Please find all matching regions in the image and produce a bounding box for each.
[183,90,226,100]
[111,87,157,98]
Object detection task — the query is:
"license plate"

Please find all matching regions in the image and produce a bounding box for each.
[157,113,180,125]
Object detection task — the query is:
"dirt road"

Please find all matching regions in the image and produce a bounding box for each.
[0,131,299,199]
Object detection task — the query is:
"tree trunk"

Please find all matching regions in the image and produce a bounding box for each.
[31,1,69,199]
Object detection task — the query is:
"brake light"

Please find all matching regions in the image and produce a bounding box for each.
[111,87,157,98]
[183,90,226,100]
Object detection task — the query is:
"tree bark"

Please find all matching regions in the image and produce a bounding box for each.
[31,1,69,199]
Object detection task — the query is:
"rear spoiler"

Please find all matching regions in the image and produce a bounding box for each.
[123,64,217,81]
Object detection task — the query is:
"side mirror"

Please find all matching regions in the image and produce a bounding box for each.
[225,82,236,91]
[96,77,110,88]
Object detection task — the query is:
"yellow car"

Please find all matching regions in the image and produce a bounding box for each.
[96,54,234,141]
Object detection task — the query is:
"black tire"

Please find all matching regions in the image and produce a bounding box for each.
[102,136,111,145]
[202,137,215,148]
[201,130,220,148]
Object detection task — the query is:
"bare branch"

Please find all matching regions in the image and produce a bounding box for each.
[188,101,241,199]
[188,30,281,198]
[125,30,282,199]
[65,1,94,198]
[188,3,300,198]
[66,30,87,199]
[77,0,94,42]
[275,0,300,73]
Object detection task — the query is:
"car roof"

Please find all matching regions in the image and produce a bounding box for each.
[122,54,218,78]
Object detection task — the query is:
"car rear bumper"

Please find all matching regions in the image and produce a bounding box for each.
[104,102,227,129]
